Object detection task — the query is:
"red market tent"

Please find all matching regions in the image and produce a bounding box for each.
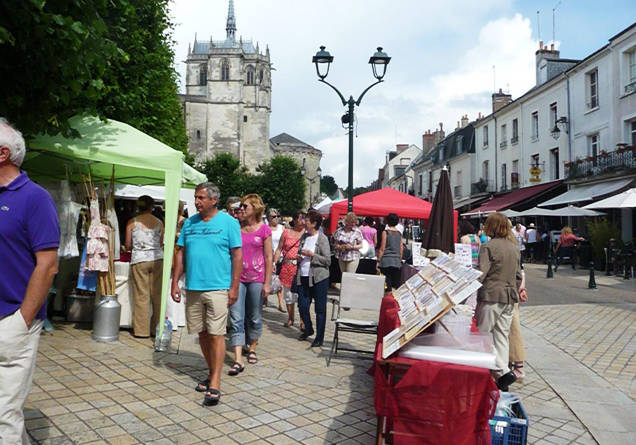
[328,188,458,238]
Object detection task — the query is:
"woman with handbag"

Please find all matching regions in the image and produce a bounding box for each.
[296,210,331,348]
[273,211,306,327]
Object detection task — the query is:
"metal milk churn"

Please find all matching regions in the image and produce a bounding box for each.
[92,294,121,342]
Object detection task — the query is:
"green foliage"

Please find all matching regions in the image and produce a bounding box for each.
[0,0,120,137]
[320,175,338,197]
[198,153,249,209]
[353,186,371,196]
[254,155,306,216]
[198,153,306,215]
[0,0,187,153]
[98,0,188,153]
[586,218,620,260]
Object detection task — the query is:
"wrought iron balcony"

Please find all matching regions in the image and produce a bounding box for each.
[511,136,519,144]
[565,147,635,179]
[626,81,636,95]
[471,178,496,195]
[500,140,508,148]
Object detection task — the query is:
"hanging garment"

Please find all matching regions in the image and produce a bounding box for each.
[107,208,121,261]
[56,180,82,258]
[86,198,110,272]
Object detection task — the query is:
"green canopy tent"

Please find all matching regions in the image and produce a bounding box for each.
[22,115,206,339]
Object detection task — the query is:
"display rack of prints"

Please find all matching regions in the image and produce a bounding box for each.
[382,253,483,358]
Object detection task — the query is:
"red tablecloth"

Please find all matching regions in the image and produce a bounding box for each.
[371,295,499,445]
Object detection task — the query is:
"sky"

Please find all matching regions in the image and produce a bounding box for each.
[170,0,635,188]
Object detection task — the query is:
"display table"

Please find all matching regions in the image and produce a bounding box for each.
[371,295,498,445]
[113,261,186,329]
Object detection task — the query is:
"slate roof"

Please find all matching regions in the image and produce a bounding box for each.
[192,40,257,55]
[270,133,311,147]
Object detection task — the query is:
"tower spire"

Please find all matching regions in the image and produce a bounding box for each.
[226,0,236,41]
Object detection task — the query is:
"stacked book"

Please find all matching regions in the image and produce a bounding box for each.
[382,253,483,359]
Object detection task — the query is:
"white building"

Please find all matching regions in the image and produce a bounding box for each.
[381,144,422,190]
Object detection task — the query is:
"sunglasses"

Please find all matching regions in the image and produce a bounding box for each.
[269,214,280,218]
[240,203,248,209]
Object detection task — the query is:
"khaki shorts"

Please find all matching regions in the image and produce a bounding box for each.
[185,290,228,335]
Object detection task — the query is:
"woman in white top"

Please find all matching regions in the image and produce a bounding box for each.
[125,195,164,338]
[267,208,286,312]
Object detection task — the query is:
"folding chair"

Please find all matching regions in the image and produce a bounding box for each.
[327,272,386,366]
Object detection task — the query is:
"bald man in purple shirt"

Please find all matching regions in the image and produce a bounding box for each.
[0,118,59,445]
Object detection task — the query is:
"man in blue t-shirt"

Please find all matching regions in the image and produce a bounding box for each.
[0,118,60,444]
[172,182,242,406]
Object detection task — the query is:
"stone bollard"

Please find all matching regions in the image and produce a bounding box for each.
[588,261,597,289]
[547,253,554,279]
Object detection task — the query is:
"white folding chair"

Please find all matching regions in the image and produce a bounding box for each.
[327,272,386,366]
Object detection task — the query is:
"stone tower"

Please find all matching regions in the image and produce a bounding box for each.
[181,0,272,170]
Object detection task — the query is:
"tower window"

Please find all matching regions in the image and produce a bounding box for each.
[221,60,229,81]
[258,69,264,84]
[199,64,207,86]
[246,66,255,85]
[243,116,248,123]
[196,130,201,139]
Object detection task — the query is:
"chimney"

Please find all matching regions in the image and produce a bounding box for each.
[492,88,512,113]
[422,130,435,151]
[396,144,409,153]
[535,40,561,85]
[461,115,469,128]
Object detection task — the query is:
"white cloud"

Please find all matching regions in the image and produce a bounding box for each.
[170,1,538,187]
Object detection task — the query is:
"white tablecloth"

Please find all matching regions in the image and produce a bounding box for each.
[114,262,185,329]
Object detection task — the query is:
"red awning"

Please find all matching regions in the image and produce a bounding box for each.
[462,180,563,217]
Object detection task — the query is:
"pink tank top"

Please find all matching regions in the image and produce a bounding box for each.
[240,224,272,283]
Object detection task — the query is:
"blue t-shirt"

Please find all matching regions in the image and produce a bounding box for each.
[177,211,241,291]
[0,172,60,320]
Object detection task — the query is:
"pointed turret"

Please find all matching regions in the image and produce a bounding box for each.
[226,0,236,41]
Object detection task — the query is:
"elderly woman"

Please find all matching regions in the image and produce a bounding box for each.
[273,211,306,328]
[228,194,272,375]
[267,208,286,312]
[333,212,363,274]
[476,212,527,391]
[125,195,164,338]
[296,210,331,347]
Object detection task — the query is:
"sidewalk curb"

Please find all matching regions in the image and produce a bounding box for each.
[523,327,636,445]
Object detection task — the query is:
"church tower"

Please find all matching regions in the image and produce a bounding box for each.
[182,0,272,170]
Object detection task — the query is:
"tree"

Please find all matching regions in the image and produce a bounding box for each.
[353,186,371,196]
[253,155,306,215]
[0,1,188,154]
[98,0,188,153]
[0,0,120,137]
[199,153,249,209]
[320,175,338,197]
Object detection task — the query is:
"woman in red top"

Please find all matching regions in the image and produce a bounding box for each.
[273,211,306,327]
[554,226,584,271]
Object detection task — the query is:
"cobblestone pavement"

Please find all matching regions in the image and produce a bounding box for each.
[26,290,627,444]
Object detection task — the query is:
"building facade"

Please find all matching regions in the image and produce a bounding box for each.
[180,0,273,170]
[381,144,422,190]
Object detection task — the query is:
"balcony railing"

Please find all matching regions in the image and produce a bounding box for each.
[626,81,636,95]
[471,179,496,195]
[500,140,508,148]
[454,185,462,199]
[511,136,519,144]
[565,147,635,179]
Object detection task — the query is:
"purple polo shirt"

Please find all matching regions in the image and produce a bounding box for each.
[0,172,60,320]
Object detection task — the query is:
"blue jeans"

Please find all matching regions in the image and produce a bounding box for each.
[229,282,263,347]
[297,277,329,343]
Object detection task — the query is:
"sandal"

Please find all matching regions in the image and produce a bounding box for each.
[283,320,294,328]
[511,362,526,381]
[203,388,221,406]
[228,362,244,376]
[195,378,210,392]
[247,351,258,364]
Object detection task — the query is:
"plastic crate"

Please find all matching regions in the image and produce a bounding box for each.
[489,400,529,445]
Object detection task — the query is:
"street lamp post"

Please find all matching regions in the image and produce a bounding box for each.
[312,46,391,212]
[301,165,322,208]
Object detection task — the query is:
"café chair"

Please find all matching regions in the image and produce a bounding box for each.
[327,272,386,366]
